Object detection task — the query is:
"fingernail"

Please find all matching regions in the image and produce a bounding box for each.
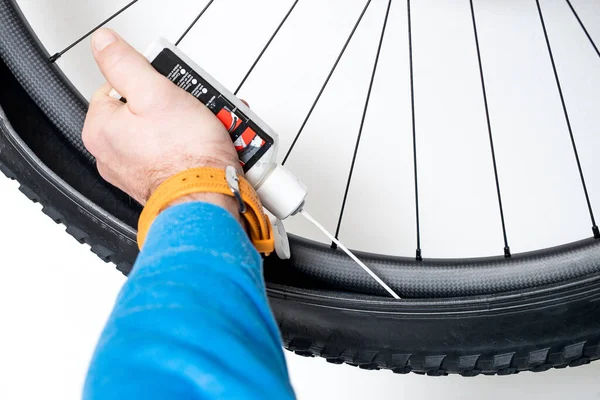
[93,29,117,52]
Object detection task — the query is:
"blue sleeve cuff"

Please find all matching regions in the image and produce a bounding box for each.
[137,202,263,285]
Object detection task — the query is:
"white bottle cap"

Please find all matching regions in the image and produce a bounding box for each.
[256,165,307,220]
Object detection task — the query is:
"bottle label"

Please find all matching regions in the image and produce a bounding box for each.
[150,48,274,171]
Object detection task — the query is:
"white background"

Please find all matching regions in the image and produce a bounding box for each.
[2,0,600,398]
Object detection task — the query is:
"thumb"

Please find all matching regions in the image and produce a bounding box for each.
[91,29,166,111]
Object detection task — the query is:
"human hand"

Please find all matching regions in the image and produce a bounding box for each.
[82,29,241,213]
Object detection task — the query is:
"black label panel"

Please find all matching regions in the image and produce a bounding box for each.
[151,48,273,171]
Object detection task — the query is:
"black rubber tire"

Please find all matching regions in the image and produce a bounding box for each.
[2,0,600,376]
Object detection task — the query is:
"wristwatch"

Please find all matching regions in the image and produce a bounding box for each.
[138,166,275,255]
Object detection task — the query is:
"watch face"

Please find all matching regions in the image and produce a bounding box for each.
[151,48,274,171]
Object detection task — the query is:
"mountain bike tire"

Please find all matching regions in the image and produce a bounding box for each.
[2,0,600,376]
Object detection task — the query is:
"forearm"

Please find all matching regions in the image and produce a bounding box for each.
[84,202,294,399]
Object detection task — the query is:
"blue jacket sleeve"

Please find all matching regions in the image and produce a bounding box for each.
[83,202,295,400]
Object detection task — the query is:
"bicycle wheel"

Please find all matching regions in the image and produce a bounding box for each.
[2,0,600,375]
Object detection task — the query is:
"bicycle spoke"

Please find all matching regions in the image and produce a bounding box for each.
[407,0,421,260]
[234,0,301,95]
[333,0,394,245]
[565,0,600,59]
[535,0,600,238]
[175,0,217,46]
[469,0,511,257]
[282,0,374,165]
[48,0,140,63]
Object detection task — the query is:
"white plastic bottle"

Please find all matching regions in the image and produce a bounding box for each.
[141,39,308,222]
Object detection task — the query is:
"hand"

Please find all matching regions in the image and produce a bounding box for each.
[82,29,241,212]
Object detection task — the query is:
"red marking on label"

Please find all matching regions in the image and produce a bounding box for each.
[234,127,258,151]
[216,108,242,133]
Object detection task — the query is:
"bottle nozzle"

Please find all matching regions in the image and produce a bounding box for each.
[299,210,401,300]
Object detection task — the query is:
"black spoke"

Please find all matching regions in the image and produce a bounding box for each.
[176,0,216,46]
[565,0,600,59]
[536,0,600,238]
[282,0,374,165]
[48,0,140,63]
[235,0,301,95]
[469,0,511,257]
[407,0,422,260]
[333,0,394,244]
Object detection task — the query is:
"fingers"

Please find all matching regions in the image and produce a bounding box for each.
[88,82,122,117]
[83,82,123,160]
[91,29,167,109]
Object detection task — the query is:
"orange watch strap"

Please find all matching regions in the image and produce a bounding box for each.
[137,167,274,255]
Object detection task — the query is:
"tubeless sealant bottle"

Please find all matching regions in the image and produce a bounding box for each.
[120,39,399,298]
[114,39,308,259]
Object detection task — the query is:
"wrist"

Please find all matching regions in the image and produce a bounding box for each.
[137,166,274,255]
[144,156,242,202]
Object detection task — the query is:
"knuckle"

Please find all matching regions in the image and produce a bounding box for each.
[96,163,111,181]
[81,126,93,148]
[81,124,102,154]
